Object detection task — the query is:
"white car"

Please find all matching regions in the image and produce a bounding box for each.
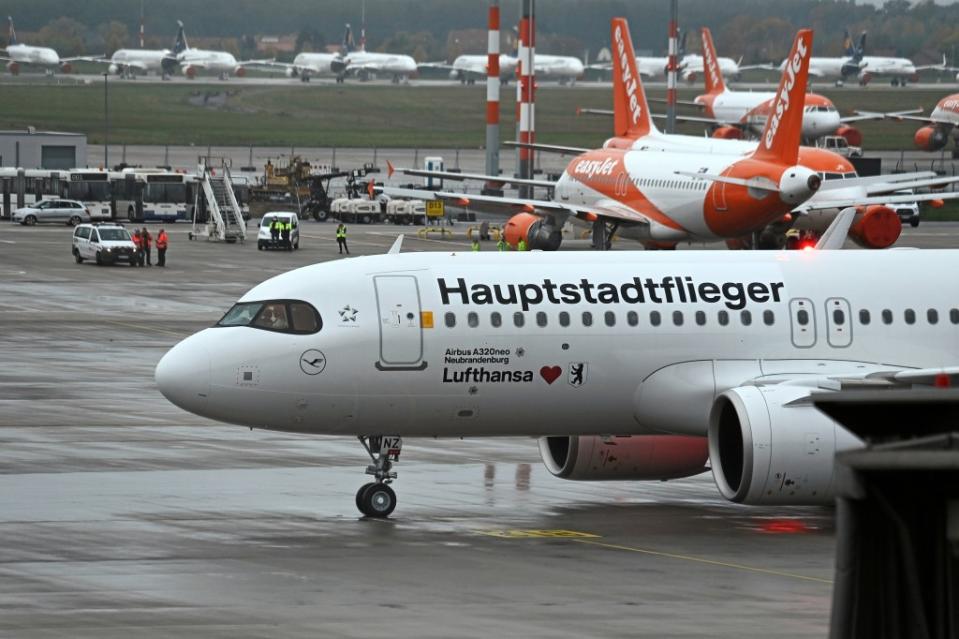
[257,212,300,251]
[14,199,92,226]
[72,223,138,266]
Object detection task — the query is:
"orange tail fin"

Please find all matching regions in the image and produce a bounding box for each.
[610,17,656,138]
[701,28,726,95]
[750,29,813,166]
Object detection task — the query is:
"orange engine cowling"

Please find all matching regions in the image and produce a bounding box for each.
[502,212,562,251]
[183,65,197,78]
[711,125,743,140]
[850,205,901,249]
[59,62,73,74]
[835,124,862,147]
[914,125,948,152]
[234,66,246,78]
[7,61,20,75]
[539,435,709,481]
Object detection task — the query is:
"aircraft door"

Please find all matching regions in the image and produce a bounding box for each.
[824,297,853,348]
[788,298,817,348]
[374,274,426,370]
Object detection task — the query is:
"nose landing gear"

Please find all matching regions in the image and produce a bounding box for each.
[355,435,402,517]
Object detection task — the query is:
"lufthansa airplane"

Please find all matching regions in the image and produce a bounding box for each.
[156,234,959,517]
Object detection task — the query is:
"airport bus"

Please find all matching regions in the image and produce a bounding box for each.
[0,168,68,217]
[65,169,115,221]
[116,169,195,223]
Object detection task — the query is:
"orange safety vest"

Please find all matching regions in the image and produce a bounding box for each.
[142,232,152,248]
[156,232,168,249]
[132,234,142,248]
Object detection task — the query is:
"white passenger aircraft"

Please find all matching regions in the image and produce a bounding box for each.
[0,16,85,75]
[421,53,518,85]
[166,21,265,80]
[155,234,959,516]
[337,24,417,83]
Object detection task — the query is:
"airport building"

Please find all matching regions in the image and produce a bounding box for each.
[0,129,88,170]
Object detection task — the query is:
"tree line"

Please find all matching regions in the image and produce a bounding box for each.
[5,0,958,65]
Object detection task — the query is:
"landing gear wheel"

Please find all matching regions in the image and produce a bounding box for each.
[359,483,396,518]
[355,435,402,517]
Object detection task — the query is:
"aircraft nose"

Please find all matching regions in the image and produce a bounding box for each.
[155,334,211,416]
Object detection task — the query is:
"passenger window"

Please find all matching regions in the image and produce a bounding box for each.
[490,312,502,328]
[253,303,290,331]
[741,310,752,326]
[513,312,525,327]
[445,312,456,328]
[951,309,959,324]
[289,302,321,333]
[763,310,774,326]
[833,309,846,325]
[859,309,870,325]
[797,309,809,326]
[928,309,938,325]
[672,311,683,326]
[536,311,548,327]
[904,309,916,325]
[582,311,593,327]
[627,311,639,327]
[882,309,893,325]
[468,312,479,328]
[604,311,615,327]
[90,231,100,242]
[718,310,729,326]
[559,311,570,327]
[650,311,661,327]
[695,310,706,326]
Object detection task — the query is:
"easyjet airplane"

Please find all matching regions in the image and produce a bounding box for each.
[397,20,958,250]
[155,225,959,517]
[877,94,959,153]
[683,28,876,146]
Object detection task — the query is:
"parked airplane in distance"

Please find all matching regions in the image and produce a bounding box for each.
[421,53,518,84]
[782,30,944,87]
[0,16,87,75]
[155,232,959,516]
[878,94,959,152]
[336,24,417,83]
[167,21,267,80]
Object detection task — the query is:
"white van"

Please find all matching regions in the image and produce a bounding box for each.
[257,212,300,250]
[72,223,138,265]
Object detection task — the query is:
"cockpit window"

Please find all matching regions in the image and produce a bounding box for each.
[216,299,322,334]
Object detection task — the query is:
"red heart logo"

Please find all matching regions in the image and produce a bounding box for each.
[540,366,562,384]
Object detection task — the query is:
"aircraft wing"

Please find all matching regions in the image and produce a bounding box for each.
[854,108,930,123]
[238,58,276,66]
[653,112,727,125]
[387,161,555,190]
[648,97,704,107]
[503,141,590,155]
[577,108,614,117]
[915,55,948,72]
[797,191,959,212]
[62,54,102,63]
[738,63,778,72]
[418,61,455,70]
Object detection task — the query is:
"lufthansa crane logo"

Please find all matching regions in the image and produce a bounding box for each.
[299,349,327,375]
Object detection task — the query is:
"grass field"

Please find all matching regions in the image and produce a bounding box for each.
[0,80,955,149]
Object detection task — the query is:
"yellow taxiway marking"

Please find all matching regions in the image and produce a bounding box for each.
[478,529,833,585]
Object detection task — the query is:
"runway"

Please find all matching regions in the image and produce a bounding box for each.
[2,221,956,637]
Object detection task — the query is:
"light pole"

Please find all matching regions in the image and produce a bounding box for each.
[102,72,109,169]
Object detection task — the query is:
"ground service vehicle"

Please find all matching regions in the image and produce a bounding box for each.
[257,212,300,250]
[72,223,137,265]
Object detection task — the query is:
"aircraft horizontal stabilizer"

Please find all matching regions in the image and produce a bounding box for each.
[815,207,856,250]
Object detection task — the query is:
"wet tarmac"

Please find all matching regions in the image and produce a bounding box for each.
[3,221,957,637]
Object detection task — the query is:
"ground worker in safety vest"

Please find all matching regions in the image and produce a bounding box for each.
[132,229,145,267]
[269,216,280,246]
[141,227,153,266]
[336,223,349,255]
[281,219,291,250]
[497,237,508,251]
[471,238,480,252]
[517,238,528,251]
[156,228,169,267]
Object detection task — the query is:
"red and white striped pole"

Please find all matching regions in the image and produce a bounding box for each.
[485,1,500,187]
[666,0,679,133]
[517,0,535,197]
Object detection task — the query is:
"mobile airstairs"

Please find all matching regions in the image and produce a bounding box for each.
[189,158,247,243]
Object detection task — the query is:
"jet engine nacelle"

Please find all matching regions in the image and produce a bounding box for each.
[711,125,743,140]
[850,205,901,249]
[708,385,861,505]
[285,66,298,78]
[234,66,247,78]
[183,65,197,78]
[59,62,73,74]
[835,124,862,147]
[539,435,709,481]
[914,125,948,152]
[502,212,563,251]
[6,61,20,75]
[108,63,120,75]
